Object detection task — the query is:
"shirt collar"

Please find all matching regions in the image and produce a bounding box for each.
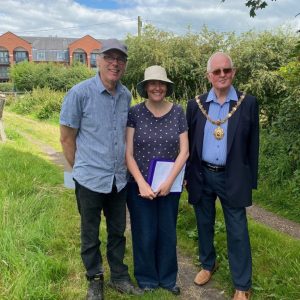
[95,72,123,95]
[206,85,238,103]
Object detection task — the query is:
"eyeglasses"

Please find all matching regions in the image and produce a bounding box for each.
[210,68,233,76]
[101,54,127,65]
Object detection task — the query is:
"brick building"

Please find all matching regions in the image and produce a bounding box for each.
[0,31,103,81]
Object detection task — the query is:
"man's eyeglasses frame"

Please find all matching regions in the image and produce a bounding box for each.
[100,54,127,65]
[209,68,234,76]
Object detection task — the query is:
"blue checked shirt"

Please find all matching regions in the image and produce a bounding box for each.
[60,73,131,193]
[202,86,238,166]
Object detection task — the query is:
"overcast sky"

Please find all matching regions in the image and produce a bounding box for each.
[0,0,299,39]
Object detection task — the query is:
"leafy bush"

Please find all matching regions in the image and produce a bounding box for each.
[10,87,65,120]
[124,26,297,107]
[36,97,63,120]
[230,29,296,126]
[0,82,14,92]
[9,61,95,92]
[124,25,236,100]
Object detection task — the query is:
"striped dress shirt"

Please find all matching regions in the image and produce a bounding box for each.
[60,73,131,193]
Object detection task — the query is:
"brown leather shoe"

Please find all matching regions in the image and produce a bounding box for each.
[232,290,251,300]
[194,264,217,286]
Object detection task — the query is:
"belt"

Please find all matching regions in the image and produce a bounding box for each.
[202,161,225,172]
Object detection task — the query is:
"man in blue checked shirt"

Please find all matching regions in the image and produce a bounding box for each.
[60,39,142,300]
[186,52,259,300]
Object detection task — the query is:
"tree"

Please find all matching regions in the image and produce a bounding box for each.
[230,29,297,126]
[124,25,236,100]
[221,0,277,17]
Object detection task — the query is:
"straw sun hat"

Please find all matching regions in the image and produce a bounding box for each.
[136,65,174,98]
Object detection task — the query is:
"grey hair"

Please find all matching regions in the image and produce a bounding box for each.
[207,52,234,72]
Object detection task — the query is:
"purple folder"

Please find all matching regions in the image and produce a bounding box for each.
[147,158,185,194]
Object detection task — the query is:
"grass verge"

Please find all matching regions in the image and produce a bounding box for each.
[0,113,178,299]
[254,129,300,224]
[0,129,84,299]
[177,191,300,300]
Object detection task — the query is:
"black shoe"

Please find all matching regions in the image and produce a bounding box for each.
[86,275,104,300]
[164,285,180,296]
[109,280,144,295]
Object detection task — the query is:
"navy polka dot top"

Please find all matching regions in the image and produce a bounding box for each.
[127,101,187,181]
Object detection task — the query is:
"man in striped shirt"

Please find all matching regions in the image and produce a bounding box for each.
[60,39,142,300]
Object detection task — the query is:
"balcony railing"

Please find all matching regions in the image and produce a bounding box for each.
[0,58,9,65]
[14,57,28,63]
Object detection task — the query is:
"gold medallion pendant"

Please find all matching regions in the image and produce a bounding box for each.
[195,92,246,141]
[214,126,224,140]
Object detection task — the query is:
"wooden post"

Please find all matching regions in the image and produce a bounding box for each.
[0,94,6,142]
[138,16,142,37]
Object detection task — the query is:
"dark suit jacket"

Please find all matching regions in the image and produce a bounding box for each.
[186,90,259,207]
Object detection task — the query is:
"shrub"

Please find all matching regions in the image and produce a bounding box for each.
[36,97,63,120]
[9,61,95,92]
[10,87,65,120]
[0,82,14,92]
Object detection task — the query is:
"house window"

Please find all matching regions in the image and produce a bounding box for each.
[73,52,86,64]
[0,51,9,64]
[56,51,65,61]
[0,66,9,79]
[90,53,97,68]
[37,51,46,61]
[14,51,28,63]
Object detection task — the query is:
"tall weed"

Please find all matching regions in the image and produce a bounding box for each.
[9,87,64,120]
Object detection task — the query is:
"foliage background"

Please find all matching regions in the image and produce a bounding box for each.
[9,61,95,92]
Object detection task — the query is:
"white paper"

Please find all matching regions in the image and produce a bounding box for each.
[64,171,75,189]
[150,161,185,193]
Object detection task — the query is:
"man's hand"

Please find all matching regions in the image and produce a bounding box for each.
[60,125,78,168]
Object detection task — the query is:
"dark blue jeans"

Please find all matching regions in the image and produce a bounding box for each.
[127,182,180,289]
[193,167,252,291]
[75,181,129,282]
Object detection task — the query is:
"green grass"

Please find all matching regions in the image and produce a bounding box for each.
[0,113,179,299]
[177,191,300,300]
[4,111,61,151]
[1,112,300,299]
[253,129,300,224]
[0,132,83,299]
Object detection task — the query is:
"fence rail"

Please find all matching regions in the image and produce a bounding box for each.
[0,91,25,95]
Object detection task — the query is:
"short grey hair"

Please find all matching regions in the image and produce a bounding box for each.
[207,52,234,72]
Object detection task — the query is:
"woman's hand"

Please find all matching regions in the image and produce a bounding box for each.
[137,180,156,200]
[155,180,173,197]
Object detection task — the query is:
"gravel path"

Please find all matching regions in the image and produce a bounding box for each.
[177,251,226,300]
[247,205,300,239]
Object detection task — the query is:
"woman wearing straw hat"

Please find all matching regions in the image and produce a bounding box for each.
[126,65,189,295]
